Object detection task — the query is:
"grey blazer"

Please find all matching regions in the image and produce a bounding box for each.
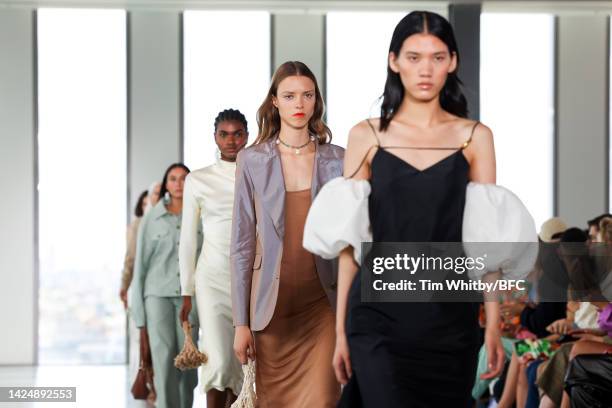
[230,138,344,331]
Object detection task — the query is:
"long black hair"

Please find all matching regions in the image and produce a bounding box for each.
[380,11,468,131]
[134,189,148,217]
[159,163,190,202]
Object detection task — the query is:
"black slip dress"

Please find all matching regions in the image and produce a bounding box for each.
[340,121,481,408]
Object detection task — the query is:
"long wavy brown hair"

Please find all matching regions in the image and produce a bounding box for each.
[253,61,332,145]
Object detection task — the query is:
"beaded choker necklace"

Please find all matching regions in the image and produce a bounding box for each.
[276,135,315,155]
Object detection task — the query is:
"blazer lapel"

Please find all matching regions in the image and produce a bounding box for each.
[248,139,285,240]
[268,144,286,239]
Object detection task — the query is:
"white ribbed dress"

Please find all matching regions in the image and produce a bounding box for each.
[179,158,243,395]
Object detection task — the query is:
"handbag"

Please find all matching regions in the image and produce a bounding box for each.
[230,359,257,408]
[131,329,155,400]
[174,321,207,370]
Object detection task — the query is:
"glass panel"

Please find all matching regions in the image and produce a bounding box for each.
[183,11,271,169]
[481,13,555,228]
[37,8,127,364]
[326,11,408,148]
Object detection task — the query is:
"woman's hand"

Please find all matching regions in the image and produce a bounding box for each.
[332,331,352,385]
[234,325,256,364]
[119,288,128,309]
[179,296,192,323]
[546,318,572,335]
[480,326,505,379]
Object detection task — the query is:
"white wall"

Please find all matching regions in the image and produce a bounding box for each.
[272,14,326,94]
[0,9,37,365]
[128,11,182,211]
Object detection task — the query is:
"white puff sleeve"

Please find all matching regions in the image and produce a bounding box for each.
[462,182,538,280]
[303,177,372,265]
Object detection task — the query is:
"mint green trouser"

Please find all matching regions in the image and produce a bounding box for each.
[145,296,199,408]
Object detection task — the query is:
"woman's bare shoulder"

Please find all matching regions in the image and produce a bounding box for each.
[469,120,494,150]
[347,118,381,149]
[447,117,494,148]
[343,118,382,179]
[463,119,496,182]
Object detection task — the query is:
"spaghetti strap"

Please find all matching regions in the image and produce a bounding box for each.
[462,121,480,149]
[345,119,381,179]
[347,119,479,178]
[381,121,481,152]
[365,118,381,146]
[348,144,378,179]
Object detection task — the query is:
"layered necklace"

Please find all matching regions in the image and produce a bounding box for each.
[276,134,316,155]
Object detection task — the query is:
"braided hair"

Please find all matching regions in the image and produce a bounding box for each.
[214,109,248,134]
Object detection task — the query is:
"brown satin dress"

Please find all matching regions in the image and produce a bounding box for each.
[254,189,340,408]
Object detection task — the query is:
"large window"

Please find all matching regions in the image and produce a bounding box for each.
[183,11,271,170]
[326,11,410,148]
[480,13,555,229]
[37,8,127,364]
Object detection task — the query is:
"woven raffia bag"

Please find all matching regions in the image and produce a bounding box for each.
[230,360,257,408]
[174,321,208,370]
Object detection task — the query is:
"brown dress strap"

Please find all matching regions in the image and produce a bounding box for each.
[348,144,378,179]
[461,121,479,150]
[365,118,381,146]
[346,119,381,179]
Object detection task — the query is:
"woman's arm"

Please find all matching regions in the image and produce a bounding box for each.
[179,174,201,322]
[130,214,151,329]
[333,120,378,383]
[179,174,201,297]
[230,150,257,327]
[120,218,139,308]
[467,122,505,379]
[230,150,258,363]
[336,249,358,337]
[334,247,358,384]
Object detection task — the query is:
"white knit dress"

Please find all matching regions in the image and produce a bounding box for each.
[179,158,243,395]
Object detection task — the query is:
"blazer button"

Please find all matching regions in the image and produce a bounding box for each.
[330,282,338,291]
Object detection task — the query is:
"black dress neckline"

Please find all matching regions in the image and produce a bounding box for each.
[373,146,468,174]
